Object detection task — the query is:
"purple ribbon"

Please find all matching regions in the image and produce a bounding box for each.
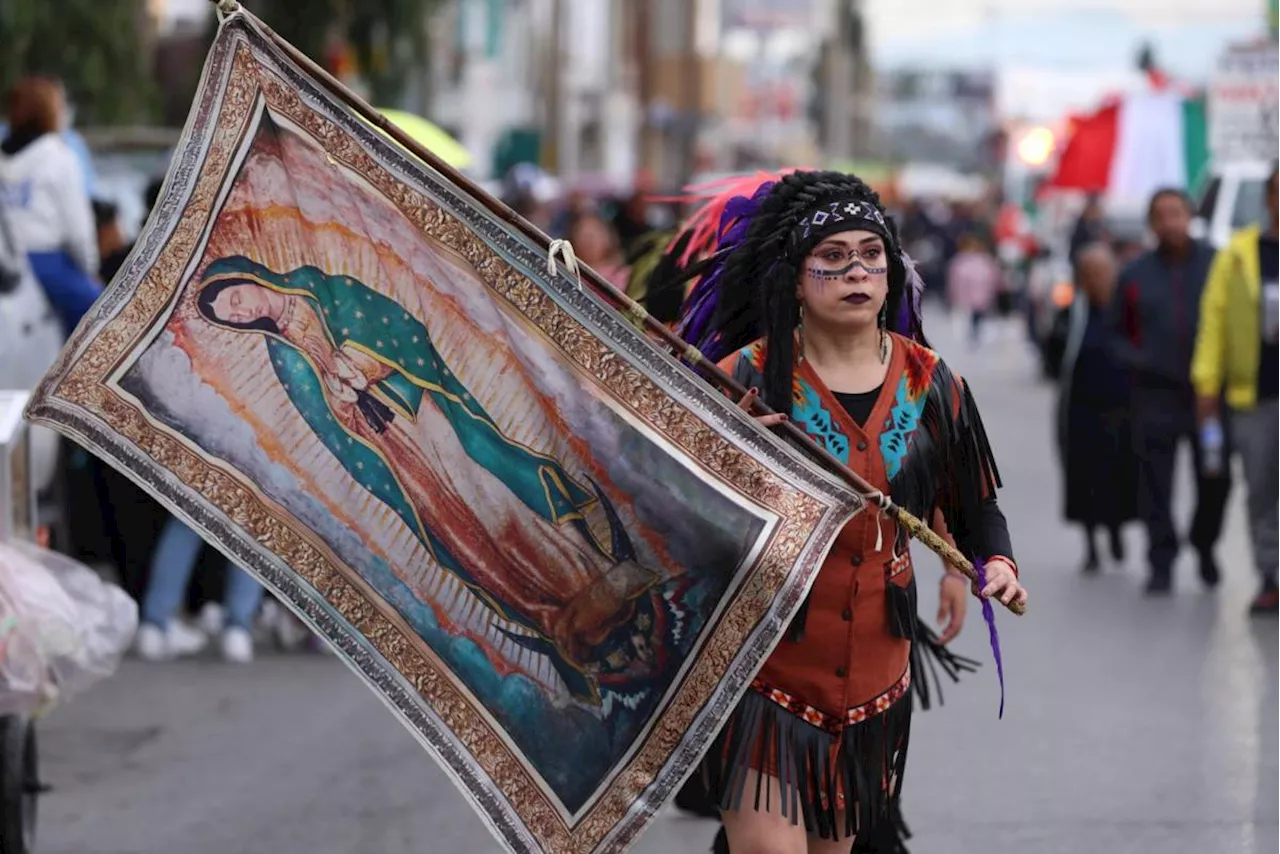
[973,556,1005,719]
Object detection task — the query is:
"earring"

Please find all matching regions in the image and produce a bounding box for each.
[877,303,888,363]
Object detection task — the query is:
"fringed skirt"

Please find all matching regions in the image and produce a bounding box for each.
[701,672,913,843]
[697,624,978,850]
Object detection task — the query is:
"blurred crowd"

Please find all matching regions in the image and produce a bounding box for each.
[1054,171,1279,613]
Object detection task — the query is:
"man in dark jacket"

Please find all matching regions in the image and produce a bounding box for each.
[1110,188,1228,594]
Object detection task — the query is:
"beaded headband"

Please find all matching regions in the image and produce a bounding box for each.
[788,198,894,261]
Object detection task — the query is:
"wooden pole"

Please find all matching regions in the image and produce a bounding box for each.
[210,2,1024,617]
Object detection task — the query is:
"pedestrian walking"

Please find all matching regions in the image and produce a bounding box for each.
[1191,163,1280,615]
[1058,243,1137,571]
[1110,188,1227,594]
[945,233,1004,348]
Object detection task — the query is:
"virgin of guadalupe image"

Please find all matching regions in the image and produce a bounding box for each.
[195,255,674,704]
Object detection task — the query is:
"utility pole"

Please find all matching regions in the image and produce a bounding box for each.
[634,0,653,180]
[840,0,868,162]
[826,34,852,160]
[542,0,564,173]
[677,0,702,190]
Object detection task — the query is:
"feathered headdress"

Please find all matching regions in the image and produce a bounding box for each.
[672,171,795,361]
[632,171,797,355]
[658,169,931,367]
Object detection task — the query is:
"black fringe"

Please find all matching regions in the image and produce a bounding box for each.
[890,360,1001,555]
[783,358,1002,643]
[852,800,913,853]
[700,628,975,854]
[909,620,980,713]
[890,569,981,714]
[703,686,911,843]
[708,798,913,853]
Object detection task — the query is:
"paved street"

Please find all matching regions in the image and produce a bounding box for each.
[36,315,1278,854]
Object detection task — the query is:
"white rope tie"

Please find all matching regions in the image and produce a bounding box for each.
[870,491,891,553]
[213,0,241,23]
[546,239,582,286]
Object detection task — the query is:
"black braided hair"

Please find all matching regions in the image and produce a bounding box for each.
[640,228,697,325]
[708,170,910,416]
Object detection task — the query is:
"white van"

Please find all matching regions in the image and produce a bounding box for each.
[1193,160,1272,248]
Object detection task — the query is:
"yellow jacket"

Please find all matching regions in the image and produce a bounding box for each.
[1191,225,1265,410]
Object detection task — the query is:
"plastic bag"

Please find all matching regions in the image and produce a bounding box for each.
[0,541,138,715]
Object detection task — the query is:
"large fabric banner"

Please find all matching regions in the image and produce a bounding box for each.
[27,13,861,854]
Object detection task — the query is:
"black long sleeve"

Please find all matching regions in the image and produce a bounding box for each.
[956,496,1014,564]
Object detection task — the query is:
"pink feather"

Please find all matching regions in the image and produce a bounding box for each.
[663,169,803,266]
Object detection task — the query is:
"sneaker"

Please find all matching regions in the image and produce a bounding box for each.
[257,599,282,635]
[134,621,208,661]
[197,602,226,635]
[1249,579,1279,616]
[220,627,255,664]
[168,620,210,656]
[133,624,170,661]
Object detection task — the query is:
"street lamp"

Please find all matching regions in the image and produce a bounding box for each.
[1016,125,1055,167]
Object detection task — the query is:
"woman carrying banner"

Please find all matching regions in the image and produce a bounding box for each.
[641,176,981,852]
[671,170,1026,853]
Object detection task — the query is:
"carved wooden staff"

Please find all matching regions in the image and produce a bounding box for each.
[208,0,1025,617]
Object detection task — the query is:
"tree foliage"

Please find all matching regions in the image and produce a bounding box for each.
[245,0,442,106]
[0,0,159,125]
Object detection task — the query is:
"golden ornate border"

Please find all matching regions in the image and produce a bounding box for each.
[30,18,859,854]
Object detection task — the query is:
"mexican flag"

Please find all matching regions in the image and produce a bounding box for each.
[1047,90,1209,202]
